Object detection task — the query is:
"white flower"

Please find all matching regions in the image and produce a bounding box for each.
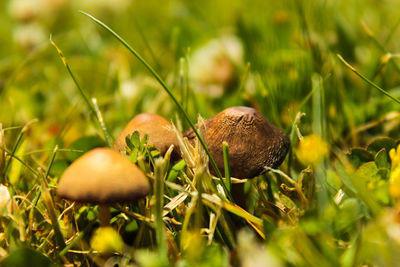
[74,0,132,14]
[8,0,65,22]
[190,35,244,97]
[13,23,46,50]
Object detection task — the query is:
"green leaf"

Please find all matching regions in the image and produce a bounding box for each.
[356,161,379,178]
[130,131,141,148]
[367,137,396,155]
[354,162,386,211]
[87,208,97,221]
[1,247,54,267]
[129,148,139,163]
[150,149,161,158]
[334,198,362,233]
[375,148,390,170]
[347,147,374,168]
[167,159,186,182]
[326,169,342,191]
[125,135,133,150]
[335,161,357,196]
[140,133,149,151]
[125,220,139,232]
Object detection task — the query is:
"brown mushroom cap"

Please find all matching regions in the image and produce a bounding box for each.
[58,148,150,204]
[184,106,290,179]
[114,113,180,159]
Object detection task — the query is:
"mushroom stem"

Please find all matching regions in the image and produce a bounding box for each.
[98,205,111,227]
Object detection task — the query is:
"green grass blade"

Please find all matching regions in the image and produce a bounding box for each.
[154,158,167,264]
[337,54,400,105]
[40,172,66,250]
[50,37,113,148]
[59,221,95,257]
[92,98,113,148]
[44,145,58,182]
[2,119,37,185]
[222,142,231,192]
[311,74,330,221]
[3,149,39,178]
[80,11,232,200]
[31,145,59,210]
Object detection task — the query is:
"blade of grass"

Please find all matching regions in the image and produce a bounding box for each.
[337,54,400,105]
[312,74,329,212]
[80,11,232,201]
[2,148,39,177]
[50,36,113,148]
[91,98,112,148]
[222,142,231,192]
[113,204,154,226]
[59,221,96,257]
[154,158,167,265]
[31,146,59,210]
[3,126,23,131]
[361,21,400,75]
[40,171,66,250]
[202,194,263,227]
[288,112,305,177]
[38,146,66,250]
[44,145,58,183]
[29,146,59,245]
[2,119,37,185]
[180,194,197,249]
[21,148,83,156]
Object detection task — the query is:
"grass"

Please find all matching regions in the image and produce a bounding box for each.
[2,0,400,266]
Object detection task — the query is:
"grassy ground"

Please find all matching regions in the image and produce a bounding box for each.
[1,0,400,266]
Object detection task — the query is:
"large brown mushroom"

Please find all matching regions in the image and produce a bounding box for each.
[58,147,150,226]
[184,106,290,179]
[114,113,180,159]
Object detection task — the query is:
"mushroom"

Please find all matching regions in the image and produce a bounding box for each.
[57,147,150,226]
[184,106,290,179]
[114,113,180,160]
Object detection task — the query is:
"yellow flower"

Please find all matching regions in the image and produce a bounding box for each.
[390,145,400,169]
[90,227,124,254]
[389,145,400,200]
[296,134,329,165]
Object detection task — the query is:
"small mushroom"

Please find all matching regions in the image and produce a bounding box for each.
[58,147,150,226]
[184,106,290,179]
[114,113,180,159]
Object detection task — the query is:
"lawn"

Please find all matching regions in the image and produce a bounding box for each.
[1,0,400,266]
